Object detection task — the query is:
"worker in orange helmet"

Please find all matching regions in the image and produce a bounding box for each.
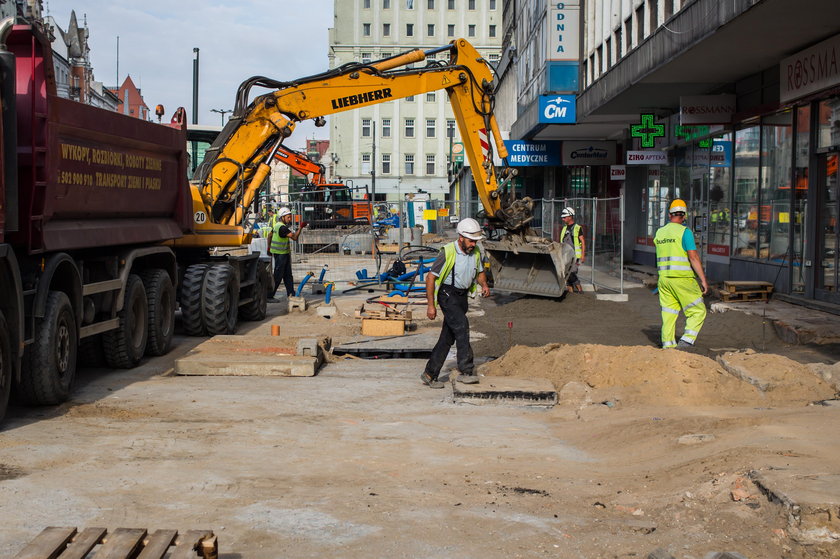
[654,199,709,349]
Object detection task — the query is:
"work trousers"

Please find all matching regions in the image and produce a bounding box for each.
[272,252,295,297]
[658,276,707,348]
[424,285,474,379]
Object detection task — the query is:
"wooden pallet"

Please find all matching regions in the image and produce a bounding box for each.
[719,280,773,303]
[13,527,217,559]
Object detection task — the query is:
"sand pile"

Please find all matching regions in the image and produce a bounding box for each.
[478,344,836,407]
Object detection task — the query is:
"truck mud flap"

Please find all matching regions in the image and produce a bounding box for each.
[482,238,574,298]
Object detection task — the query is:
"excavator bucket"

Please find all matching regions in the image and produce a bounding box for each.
[482,237,575,298]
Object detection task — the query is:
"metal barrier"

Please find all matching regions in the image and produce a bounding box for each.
[539,196,625,294]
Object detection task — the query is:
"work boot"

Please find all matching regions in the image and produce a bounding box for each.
[458,372,479,384]
[676,340,694,349]
[421,371,444,389]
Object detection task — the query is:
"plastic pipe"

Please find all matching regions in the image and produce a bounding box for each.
[319,265,328,282]
[296,272,314,297]
[325,283,334,304]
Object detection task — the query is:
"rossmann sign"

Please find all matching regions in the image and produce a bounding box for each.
[781,33,840,103]
[538,95,576,124]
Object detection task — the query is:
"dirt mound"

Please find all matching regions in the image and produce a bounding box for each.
[478,344,836,407]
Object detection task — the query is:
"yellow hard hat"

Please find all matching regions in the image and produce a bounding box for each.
[669,199,687,214]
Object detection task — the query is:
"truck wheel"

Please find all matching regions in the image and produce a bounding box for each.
[0,310,12,421]
[16,291,77,405]
[103,274,148,369]
[203,264,239,335]
[141,269,175,356]
[239,267,268,321]
[180,264,209,336]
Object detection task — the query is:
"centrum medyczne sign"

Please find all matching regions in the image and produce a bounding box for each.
[503,140,561,166]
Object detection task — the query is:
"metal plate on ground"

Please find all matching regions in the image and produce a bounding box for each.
[452,376,558,407]
[175,335,324,377]
[333,332,438,358]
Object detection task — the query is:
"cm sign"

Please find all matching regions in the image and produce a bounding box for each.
[538,95,576,124]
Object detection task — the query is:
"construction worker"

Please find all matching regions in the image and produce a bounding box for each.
[560,207,586,293]
[421,218,491,388]
[266,207,307,301]
[655,199,709,349]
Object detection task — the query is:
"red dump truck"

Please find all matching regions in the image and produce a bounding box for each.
[0,20,269,422]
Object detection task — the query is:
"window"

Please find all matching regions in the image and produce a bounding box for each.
[648,0,658,32]
[361,52,372,63]
[448,0,455,8]
[447,24,455,37]
[488,53,500,63]
[427,24,435,36]
[760,112,793,262]
[426,118,436,138]
[664,0,674,20]
[427,0,434,7]
[405,118,415,137]
[489,0,496,8]
[361,153,371,175]
[363,23,371,36]
[426,92,436,102]
[363,0,370,7]
[382,154,391,174]
[382,118,391,138]
[426,154,436,175]
[468,0,475,8]
[636,5,644,43]
[605,38,612,69]
[406,23,414,36]
[383,23,391,36]
[383,0,390,7]
[468,24,475,37]
[405,154,415,174]
[381,52,390,58]
[406,0,414,7]
[489,25,496,38]
[446,119,455,138]
[733,126,760,257]
[405,95,415,102]
[361,118,371,137]
[625,18,633,52]
[615,29,622,60]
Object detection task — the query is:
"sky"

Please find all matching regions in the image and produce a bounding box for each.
[44,0,334,150]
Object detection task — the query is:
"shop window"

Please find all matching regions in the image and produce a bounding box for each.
[760,112,793,263]
[792,106,810,293]
[818,97,840,148]
[733,126,760,258]
[708,133,733,253]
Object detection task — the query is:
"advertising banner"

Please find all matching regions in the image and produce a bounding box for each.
[561,141,616,165]
[780,33,840,103]
[504,140,561,166]
[627,151,668,164]
[679,95,736,124]
[538,95,576,124]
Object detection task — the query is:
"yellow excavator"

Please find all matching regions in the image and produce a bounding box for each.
[177,38,573,305]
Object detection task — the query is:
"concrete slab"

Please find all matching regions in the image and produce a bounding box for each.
[596,293,630,302]
[751,471,840,544]
[333,332,438,358]
[175,335,325,377]
[711,299,840,345]
[451,376,558,407]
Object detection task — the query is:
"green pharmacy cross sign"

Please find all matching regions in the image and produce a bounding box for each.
[630,113,665,148]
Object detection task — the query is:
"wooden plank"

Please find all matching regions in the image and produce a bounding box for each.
[59,528,107,559]
[379,295,409,304]
[136,530,178,559]
[13,527,77,559]
[169,530,216,559]
[95,528,146,559]
[362,318,405,336]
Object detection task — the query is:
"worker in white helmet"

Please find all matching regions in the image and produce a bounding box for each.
[266,207,308,301]
[560,207,586,293]
[421,217,491,388]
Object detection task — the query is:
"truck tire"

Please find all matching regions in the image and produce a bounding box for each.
[239,266,269,321]
[103,274,148,369]
[141,269,175,356]
[16,291,77,405]
[180,264,209,336]
[0,310,12,421]
[203,264,239,335]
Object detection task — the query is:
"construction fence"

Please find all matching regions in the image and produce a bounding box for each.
[247,195,625,293]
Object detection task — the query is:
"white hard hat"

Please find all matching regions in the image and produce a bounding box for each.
[456,217,484,241]
[277,207,292,218]
[560,207,575,218]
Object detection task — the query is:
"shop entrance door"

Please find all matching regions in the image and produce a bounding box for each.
[815,152,840,303]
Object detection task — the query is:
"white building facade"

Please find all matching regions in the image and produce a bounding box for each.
[328,0,502,201]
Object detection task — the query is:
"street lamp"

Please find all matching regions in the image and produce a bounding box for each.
[211,108,232,125]
[191,47,200,125]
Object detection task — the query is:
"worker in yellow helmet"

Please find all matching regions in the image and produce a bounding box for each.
[654,199,709,349]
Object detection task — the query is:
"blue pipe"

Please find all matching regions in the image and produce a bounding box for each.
[319,265,328,282]
[325,283,334,304]
[296,272,314,297]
